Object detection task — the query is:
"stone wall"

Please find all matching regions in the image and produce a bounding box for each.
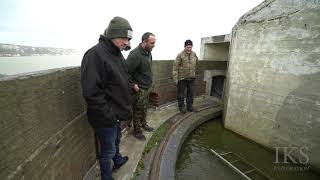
[0,68,95,180]
[224,0,320,171]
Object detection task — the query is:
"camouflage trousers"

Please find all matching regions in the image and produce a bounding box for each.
[132,88,151,132]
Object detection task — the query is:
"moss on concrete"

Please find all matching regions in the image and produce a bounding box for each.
[132,122,170,179]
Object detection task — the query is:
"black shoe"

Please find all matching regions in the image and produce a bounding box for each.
[134,131,146,140]
[179,107,186,113]
[112,156,129,172]
[187,106,193,112]
[143,124,154,132]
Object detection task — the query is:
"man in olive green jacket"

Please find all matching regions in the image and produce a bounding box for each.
[173,39,199,113]
[126,32,156,140]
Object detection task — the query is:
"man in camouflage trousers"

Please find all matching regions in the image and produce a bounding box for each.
[173,39,199,113]
[126,32,156,140]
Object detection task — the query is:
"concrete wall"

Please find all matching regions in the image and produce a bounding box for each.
[224,0,320,171]
[199,35,230,98]
[200,34,230,61]
[0,68,96,180]
[203,43,230,61]
[151,60,227,105]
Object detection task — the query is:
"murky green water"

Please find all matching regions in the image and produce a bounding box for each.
[176,119,319,180]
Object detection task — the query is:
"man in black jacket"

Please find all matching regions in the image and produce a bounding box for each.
[126,32,156,140]
[81,16,133,180]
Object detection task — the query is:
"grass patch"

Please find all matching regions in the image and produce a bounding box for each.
[131,122,170,179]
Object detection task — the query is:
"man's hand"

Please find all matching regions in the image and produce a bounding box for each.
[133,84,140,92]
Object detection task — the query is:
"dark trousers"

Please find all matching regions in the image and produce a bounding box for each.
[95,123,122,180]
[177,79,195,108]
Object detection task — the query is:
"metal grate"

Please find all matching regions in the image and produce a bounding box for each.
[210,148,274,180]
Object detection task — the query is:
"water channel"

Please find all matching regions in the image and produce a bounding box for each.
[176,118,319,180]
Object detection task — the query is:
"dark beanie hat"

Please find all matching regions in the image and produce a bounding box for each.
[104,16,133,40]
[184,39,193,47]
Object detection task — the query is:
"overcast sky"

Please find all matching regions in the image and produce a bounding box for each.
[0,0,263,59]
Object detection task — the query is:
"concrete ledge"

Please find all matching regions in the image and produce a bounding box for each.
[83,96,221,180]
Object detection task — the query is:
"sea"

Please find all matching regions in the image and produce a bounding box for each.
[0,55,83,76]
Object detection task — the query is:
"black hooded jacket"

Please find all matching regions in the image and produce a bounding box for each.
[81,35,132,128]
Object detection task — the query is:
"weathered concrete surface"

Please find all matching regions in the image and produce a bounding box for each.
[200,34,230,61]
[0,68,95,180]
[224,0,320,171]
[203,70,226,97]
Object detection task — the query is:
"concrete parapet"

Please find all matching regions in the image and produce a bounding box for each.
[0,67,95,180]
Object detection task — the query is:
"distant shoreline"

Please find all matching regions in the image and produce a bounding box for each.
[0,54,80,57]
[0,43,80,57]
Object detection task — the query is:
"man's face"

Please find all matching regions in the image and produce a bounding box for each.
[112,38,130,50]
[144,35,156,52]
[184,45,192,54]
